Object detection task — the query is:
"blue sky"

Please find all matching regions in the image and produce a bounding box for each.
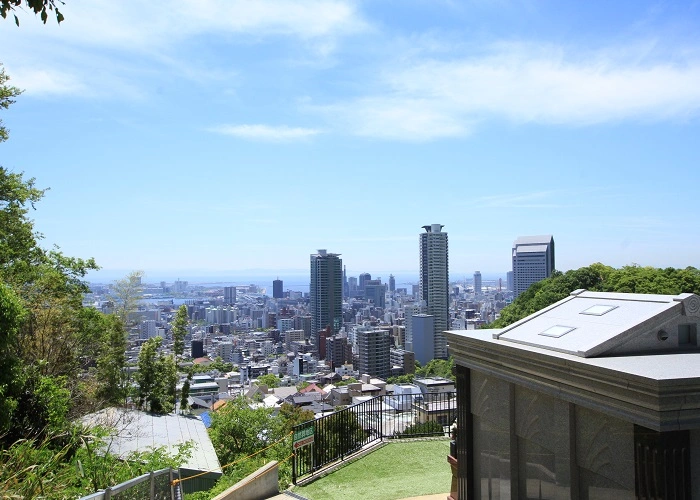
[1,0,699,282]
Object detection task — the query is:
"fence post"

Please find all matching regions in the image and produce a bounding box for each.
[104,487,111,500]
[149,471,155,499]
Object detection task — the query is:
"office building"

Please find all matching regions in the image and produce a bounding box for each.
[310,249,343,352]
[359,273,372,293]
[420,224,449,359]
[357,328,391,379]
[223,286,236,305]
[272,279,283,299]
[410,314,435,365]
[365,280,386,308]
[506,271,514,292]
[389,274,396,293]
[473,271,482,296]
[512,235,555,298]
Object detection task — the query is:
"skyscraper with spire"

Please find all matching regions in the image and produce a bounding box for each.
[419,224,449,359]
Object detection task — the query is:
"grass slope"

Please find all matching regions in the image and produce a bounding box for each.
[293,440,451,500]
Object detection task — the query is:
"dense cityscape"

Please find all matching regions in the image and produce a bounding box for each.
[84,228,554,400]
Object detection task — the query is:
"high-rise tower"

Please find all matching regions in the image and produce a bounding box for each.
[473,271,482,296]
[272,278,283,299]
[512,235,555,298]
[419,224,449,359]
[310,249,343,353]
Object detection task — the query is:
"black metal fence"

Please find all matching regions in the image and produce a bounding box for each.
[292,391,456,483]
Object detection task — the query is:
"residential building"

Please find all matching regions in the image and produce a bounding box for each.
[512,234,555,298]
[390,348,415,375]
[223,286,236,305]
[389,274,396,293]
[357,328,391,379]
[473,271,482,296]
[420,224,449,359]
[446,290,700,499]
[310,250,343,351]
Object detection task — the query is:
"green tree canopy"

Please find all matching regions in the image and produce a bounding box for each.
[256,373,281,389]
[171,304,188,360]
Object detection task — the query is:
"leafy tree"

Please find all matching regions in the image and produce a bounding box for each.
[180,370,192,414]
[415,358,455,381]
[387,373,415,384]
[1,0,64,26]
[110,270,144,325]
[0,282,27,435]
[134,337,177,414]
[334,376,358,387]
[95,313,128,405]
[209,396,283,465]
[171,304,188,360]
[257,373,280,389]
[277,403,314,434]
[0,65,21,143]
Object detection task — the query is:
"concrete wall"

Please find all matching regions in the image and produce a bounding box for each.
[211,461,279,500]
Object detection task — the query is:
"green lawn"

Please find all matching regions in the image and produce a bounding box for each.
[292,439,451,500]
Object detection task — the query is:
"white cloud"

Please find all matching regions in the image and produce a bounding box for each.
[319,41,700,140]
[209,124,322,141]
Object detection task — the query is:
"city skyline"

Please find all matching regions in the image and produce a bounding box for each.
[1,1,699,279]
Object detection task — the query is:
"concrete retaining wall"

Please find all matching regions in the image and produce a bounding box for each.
[211,461,279,500]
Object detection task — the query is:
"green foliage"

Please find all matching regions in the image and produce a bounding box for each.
[191,357,234,373]
[209,397,283,465]
[387,374,415,384]
[110,270,144,325]
[415,358,454,381]
[171,304,188,360]
[95,313,128,405]
[134,337,177,414]
[491,264,700,328]
[257,373,281,389]
[397,420,444,437]
[0,65,21,142]
[334,376,358,387]
[180,368,192,413]
[1,0,64,26]
[0,429,192,499]
[277,403,314,434]
[296,381,310,391]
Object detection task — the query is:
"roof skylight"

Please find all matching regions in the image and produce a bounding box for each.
[539,325,576,338]
[581,305,618,316]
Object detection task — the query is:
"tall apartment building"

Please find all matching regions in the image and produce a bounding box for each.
[512,235,555,298]
[474,271,482,296]
[272,279,283,299]
[310,249,343,352]
[357,328,391,379]
[389,274,396,293]
[223,286,236,305]
[420,224,449,359]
